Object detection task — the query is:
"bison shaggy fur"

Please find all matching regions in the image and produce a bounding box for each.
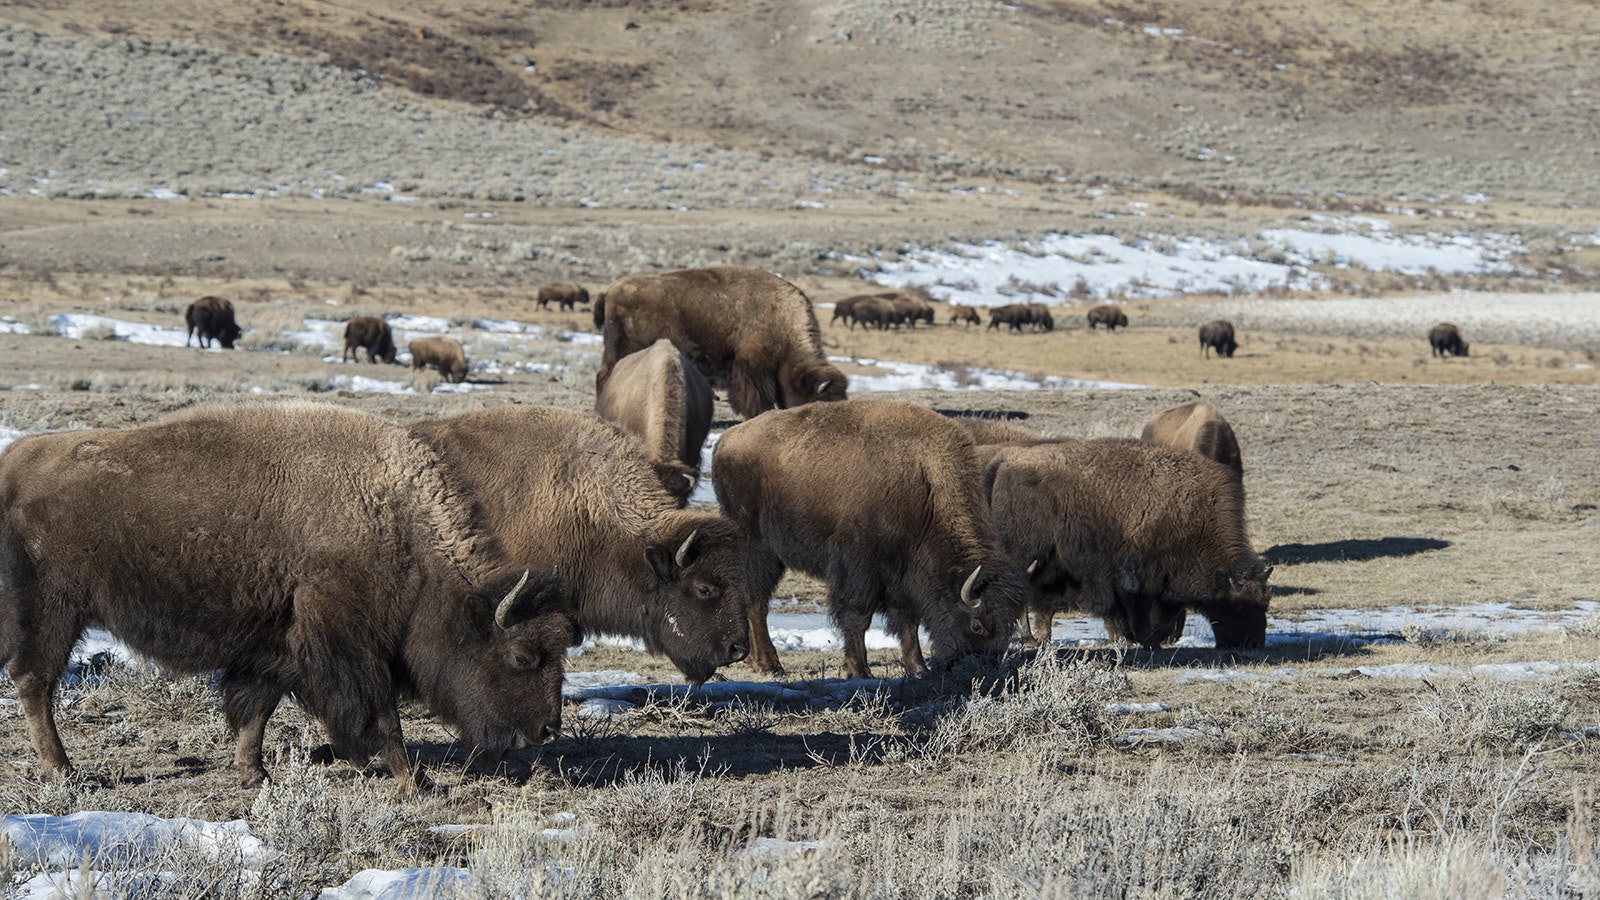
[1429,322,1469,357]
[950,306,982,326]
[596,266,848,420]
[1140,400,1244,478]
[713,400,1027,678]
[984,438,1270,651]
[596,338,714,502]
[409,336,470,383]
[0,402,577,792]
[184,296,242,349]
[343,316,397,364]
[410,406,761,683]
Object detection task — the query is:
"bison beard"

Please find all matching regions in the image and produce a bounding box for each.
[595,266,848,420]
[0,403,578,794]
[712,400,1026,678]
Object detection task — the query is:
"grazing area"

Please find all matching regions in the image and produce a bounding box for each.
[1,0,1599,895]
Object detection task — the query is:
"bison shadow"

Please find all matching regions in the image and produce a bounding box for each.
[1262,536,1451,566]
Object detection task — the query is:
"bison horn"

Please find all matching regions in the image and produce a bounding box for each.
[815,380,831,395]
[1027,559,1039,575]
[960,565,983,609]
[675,529,700,569]
[495,569,531,629]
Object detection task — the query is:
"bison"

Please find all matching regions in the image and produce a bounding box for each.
[1199,319,1238,359]
[886,291,935,328]
[184,296,242,349]
[850,296,901,331]
[343,316,397,364]
[596,338,714,502]
[984,438,1270,651]
[410,406,759,683]
[950,306,982,327]
[0,402,577,793]
[1026,303,1056,332]
[713,400,1027,678]
[595,266,849,420]
[954,416,1054,470]
[1429,322,1469,358]
[1086,304,1129,331]
[1140,400,1243,478]
[538,281,589,312]
[988,303,1050,332]
[409,336,469,383]
[828,294,867,328]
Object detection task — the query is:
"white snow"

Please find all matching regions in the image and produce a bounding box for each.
[48,313,189,347]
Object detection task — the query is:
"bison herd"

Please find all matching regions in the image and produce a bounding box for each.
[3,267,1466,793]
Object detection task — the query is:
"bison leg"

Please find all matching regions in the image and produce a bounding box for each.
[15,666,74,779]
[825,554,881,680]
[895,620,928,678]
[743,550,788,677]
[376,706,431,797]
[220,674,283,788]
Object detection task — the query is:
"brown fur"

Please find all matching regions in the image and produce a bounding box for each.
[713,400,1027,678]
[1199,319,1238,359]
[409,336,469,383]
[410,406,760,683]
[885,290,935,327]
[537,281,589,311]
[850,296,900,330]
[343,316,397,364]
[1429,322,1469,357]
[0,403,576,792]
[954,416,1054,470]
[828,294,866,327]
[950,306,981,326]
[983,438,1270,651]
[1086,304,1129,331]
[184,295,242,349]
[596,339,714,503]
[987,303,1051,332]
[596,266,849,419]
[1140,400,1244,477]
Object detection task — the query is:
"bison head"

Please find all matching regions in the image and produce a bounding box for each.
[780,360,849,410]
[432,569,579,762]
[219,322,243,349]
[927,563,1027,666]
[1202,563,1272,650]
[640,519,755,683]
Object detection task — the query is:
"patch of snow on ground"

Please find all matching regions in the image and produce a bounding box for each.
[48,314,189,347]
[3,811,276,870]
[837,356,1148,391]
[322,374,416,394]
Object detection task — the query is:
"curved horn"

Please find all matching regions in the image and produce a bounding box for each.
[494,569,532,629]
[815,380,832,395]
[1027,559,1039,575]
[960,565,983,609]
[675,529,700,569]
[682,472,697,492]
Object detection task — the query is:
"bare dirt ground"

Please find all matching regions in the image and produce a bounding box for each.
[2,1,1599,894]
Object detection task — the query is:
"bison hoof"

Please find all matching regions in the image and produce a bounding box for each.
[238,768,268,789]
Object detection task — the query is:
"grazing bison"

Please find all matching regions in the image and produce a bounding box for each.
[1086,304,1129,331]
[1026,303,1056,332]
[596,339,714,501]
[184,296,242,349]
[713,400,1027,678]
[984,438,1270,651]
[829,294,868,328]
[343,316,397,364]
[409,336,469,383]
[850,296,901,331]
[0,403,576,793]
[1140,400,1243,478]
[411,406,759,683]
[1198,319,1238,359]
[954,416,1054,470]
[950,306,982,327]
[886,291,936,328]
[596,266,849,420]
[1428,322,1469,358]
[988,303,1050,332]
[537,281,590,312]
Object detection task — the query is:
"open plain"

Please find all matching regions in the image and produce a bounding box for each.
[2,1,1599,896]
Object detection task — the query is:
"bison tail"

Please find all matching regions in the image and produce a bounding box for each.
[591,294,606,331]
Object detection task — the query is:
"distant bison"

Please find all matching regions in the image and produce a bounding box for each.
[184,296,241,349]
[596,266,848,420]
[1140,400,1243,478]
[537,281,590,312]
[596,338,714,502]
[886,290,936,328]
[343,316,397,364]
[850,296,901,331]
[411,406,760,683]
[713,400,1027,678]
[0,403,576,793]
[988,303,1051,332]
[1199,319,1238,359]
[985,438,1270,651]
[950,306,981,326]
[409,336,469,383]
[1086,304,1129,331]
[1429,322,1469,358]
[829,294,868,328]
